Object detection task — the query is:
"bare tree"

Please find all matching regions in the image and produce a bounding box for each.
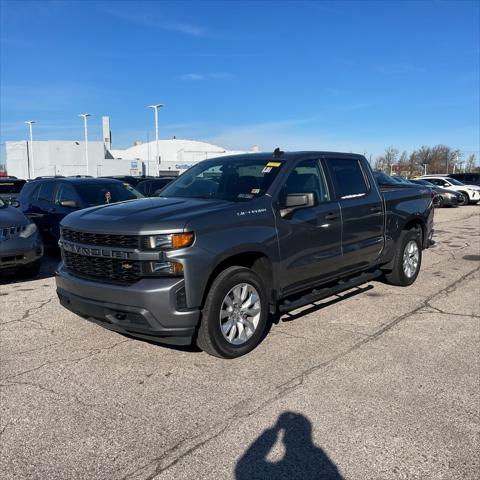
[466,154,477,172]
[375,147,399,174]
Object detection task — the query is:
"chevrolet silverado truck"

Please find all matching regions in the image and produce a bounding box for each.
[56,151,434,358]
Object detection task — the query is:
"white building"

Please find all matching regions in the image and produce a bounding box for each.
[5,138,251,179]
[110,138,251,176]
[4,115,255,179]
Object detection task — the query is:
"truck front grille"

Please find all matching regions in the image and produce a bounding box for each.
[63,251,141,284]
[62,228,140,249]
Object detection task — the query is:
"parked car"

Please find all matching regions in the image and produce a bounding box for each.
[0,177,26,204]
[56,151,434,358]
[409,179,463,207]
[136,177,177,196]
[18,177,143,247]
[447,173,480,187]
[374,173,444,207]
[0,197,43,277]
[100,175,154,187]
[419,176,480,204]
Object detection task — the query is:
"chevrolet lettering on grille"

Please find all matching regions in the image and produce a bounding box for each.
[60,240,132,259]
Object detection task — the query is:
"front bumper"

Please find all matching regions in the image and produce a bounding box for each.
[467,190,480,202]
[55,263,200,345]
[0,233,43,270]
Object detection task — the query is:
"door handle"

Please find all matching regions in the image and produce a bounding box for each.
[48,207,56,213]
[370,206,382,213]
[324,213,338,221]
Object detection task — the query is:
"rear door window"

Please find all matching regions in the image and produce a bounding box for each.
[55,183,81,205]
[327,158,369,199]
[37,181,55,202]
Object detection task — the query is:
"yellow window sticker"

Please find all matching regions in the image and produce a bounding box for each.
[266,162,281,167]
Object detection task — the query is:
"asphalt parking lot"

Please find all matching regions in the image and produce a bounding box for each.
[1,206,479,480]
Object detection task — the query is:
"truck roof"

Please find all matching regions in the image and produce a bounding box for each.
[216,151,365,162]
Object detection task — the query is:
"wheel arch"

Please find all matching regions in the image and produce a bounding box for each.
[201,251,276,311]
[403,217,425,245]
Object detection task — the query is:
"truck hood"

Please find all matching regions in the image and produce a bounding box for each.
[0,205,30,228]
[60,197,233,234]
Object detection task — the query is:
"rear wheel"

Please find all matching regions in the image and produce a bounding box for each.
[434,195,443,208]
[383,230,422,286]
[196,266,268,358]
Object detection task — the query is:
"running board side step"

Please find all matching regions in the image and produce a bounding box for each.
[278,269,383,314]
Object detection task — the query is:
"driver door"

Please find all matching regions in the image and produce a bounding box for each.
[275,158,342,294]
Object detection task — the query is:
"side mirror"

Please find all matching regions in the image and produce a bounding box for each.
[9,199,20,208]
[280,192,315,218]
[60,200,78,208]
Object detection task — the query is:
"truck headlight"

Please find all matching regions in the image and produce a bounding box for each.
[19,223,37,238]
[144,232,194,250]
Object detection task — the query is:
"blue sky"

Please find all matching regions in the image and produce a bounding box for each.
[1,0,479,163]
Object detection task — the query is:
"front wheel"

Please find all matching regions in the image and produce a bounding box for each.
[383,230,422,286]
[196,266,268,358]
[457,192,468,206]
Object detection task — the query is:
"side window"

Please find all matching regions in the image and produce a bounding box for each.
[284,159,330,203]
[30,184,41,201]
[55,183,80,205]
[37,182,55,202]
[328,158,369,199]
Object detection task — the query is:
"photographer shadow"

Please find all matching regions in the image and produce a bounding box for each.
[235,411,343,480]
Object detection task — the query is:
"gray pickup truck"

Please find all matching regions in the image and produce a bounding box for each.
[56,151,434,358]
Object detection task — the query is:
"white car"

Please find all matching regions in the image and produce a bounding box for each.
[419,176,480,205]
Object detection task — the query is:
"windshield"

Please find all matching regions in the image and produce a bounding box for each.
[160,157,284,201]
[76,182,143,207]
[447,177,465,186]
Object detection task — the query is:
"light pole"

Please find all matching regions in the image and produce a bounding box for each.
[148,104,164,175]
[79,113,91,175]
[423,163,427,175]
[25,121,36,179]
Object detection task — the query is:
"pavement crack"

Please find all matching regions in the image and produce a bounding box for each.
[1,297,55,328]
[0,338,131,382]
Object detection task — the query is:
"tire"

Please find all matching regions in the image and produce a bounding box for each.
[196,266,268,358]
[457,192,468,206]
[17,259,41,279]
[383,229,422,286]
[434,195,444,208]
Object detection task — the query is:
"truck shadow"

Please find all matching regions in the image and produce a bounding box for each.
[235,411,343,480]
[276,285,374,324]
[119,285,375,355]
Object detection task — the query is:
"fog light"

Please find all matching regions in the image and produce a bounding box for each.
[147,261,184,276]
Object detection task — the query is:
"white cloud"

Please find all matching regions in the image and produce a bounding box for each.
[179,72,234,81]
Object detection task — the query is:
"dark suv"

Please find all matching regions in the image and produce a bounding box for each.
[19,177,143,247]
